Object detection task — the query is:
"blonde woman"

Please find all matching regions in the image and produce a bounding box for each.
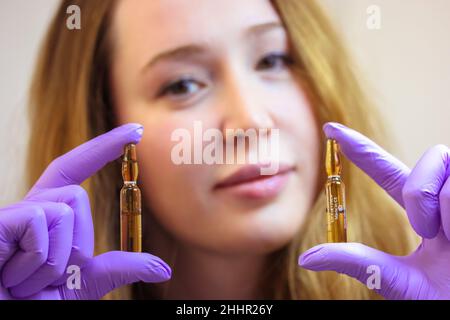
[0,0,449,300]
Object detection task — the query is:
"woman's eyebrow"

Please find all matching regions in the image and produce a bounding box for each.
[141,44,208,73]
[140,21,283,73]
[245,21,283,37]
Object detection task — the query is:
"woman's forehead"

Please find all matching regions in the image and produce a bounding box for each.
[111,0,281,50]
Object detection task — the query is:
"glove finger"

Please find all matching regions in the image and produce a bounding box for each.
[27,123,143,191]
[61,251,171,300]
[8,202,74,298]
[299,242,415,299]
[1,204,49,288]
[323,122,410,208]
[27,185,94,285]
[402,144,450,239]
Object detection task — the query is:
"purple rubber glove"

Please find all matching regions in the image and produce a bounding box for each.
[299,122,450,300]
[0,124,171,300]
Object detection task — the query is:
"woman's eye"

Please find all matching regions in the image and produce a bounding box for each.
[158,78,205,98]
[256,53,294,71]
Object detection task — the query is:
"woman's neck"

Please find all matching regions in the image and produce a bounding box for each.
[162,244,268,299]
[144,215,269,299]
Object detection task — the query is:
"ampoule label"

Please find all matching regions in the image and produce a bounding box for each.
[325,178,347,242]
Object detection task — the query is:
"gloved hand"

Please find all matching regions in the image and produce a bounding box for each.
[299,122,450,300]
[0,124,171,300]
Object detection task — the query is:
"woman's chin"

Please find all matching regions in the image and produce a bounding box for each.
[197,222,299,255]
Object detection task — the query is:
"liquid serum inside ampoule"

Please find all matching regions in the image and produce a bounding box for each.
[325,138,347,242]
[120,143,142,252]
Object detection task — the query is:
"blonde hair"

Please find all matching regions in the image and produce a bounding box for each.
[26,0,416,299]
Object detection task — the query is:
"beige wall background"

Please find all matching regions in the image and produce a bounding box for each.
[1,0,450,206]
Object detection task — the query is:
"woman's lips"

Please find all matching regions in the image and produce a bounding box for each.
[213,164,295,200]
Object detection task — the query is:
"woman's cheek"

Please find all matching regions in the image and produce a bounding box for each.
[138,116,208,198]
[136,118,174,187]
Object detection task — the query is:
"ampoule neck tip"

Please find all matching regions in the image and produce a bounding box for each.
[124,144,137,161]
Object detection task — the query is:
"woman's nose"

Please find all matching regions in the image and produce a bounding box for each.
[219,75,275,135]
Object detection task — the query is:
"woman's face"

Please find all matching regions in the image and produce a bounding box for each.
[111,0,321,255]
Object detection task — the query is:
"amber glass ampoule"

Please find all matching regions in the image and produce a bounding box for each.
[325,139,347,242]
[120,144,142,252]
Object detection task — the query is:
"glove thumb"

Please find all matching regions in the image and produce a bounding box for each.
[61,251,171,300]
[299,242,406,298]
